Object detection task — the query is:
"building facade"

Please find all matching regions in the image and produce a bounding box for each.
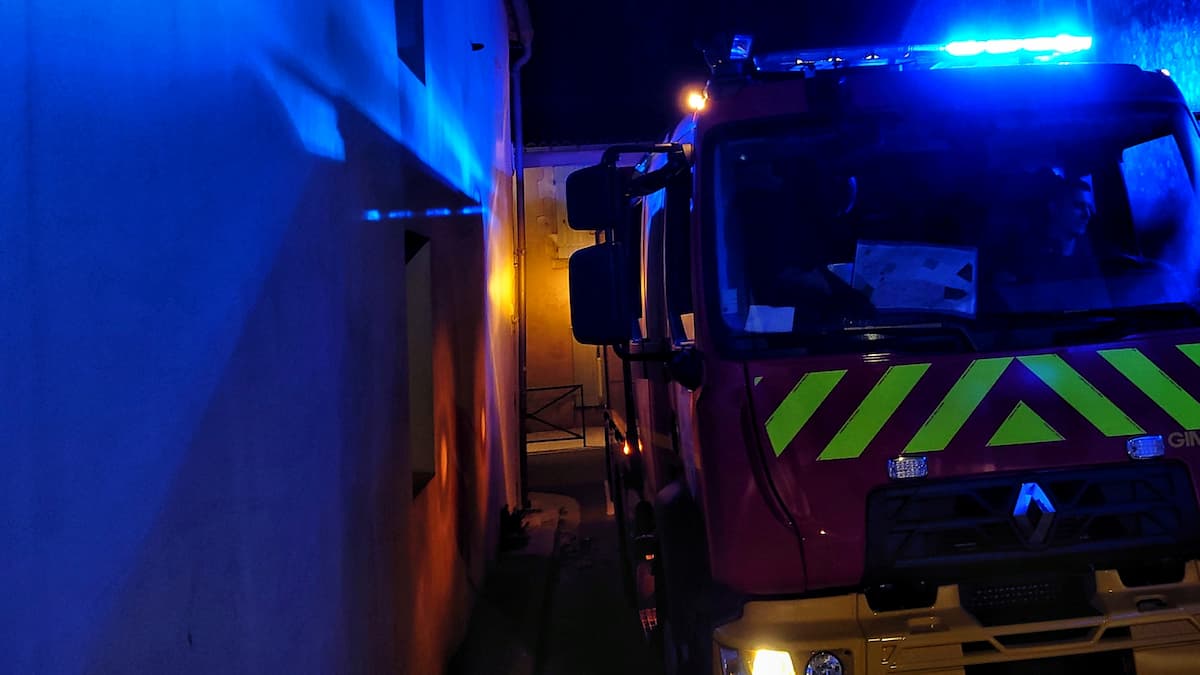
[0,1,521,673]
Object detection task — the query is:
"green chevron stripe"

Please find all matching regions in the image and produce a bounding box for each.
[765,370,846,456]
[819,363,930,460]
[1017,353,1144,436]
[905,357,1013,454]
[1178,342,1200,367]
[988,401,1064,446]
[1100,348,1200,430]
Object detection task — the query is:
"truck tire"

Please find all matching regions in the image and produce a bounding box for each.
[654,481,713,675]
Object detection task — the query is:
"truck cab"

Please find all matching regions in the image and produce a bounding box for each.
[566,33,1200,675]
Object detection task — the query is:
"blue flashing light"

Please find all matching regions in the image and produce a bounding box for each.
[459,205,484,215]
[364,209,382,221]
[888,455,928,480]
[425,207,452,217]
[387,210,415,219]
[729,34,753,61]
[944,34,1092,58]
[1127,435,1166,460]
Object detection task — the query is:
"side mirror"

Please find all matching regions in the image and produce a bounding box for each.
[566,164,625,232]
[566,144,690,233]
[568,242,633,345]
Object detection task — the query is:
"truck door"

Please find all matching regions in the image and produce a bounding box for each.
[638,165,699,496]
[660,168,701,499]
[633,183,680,497]
[653,165,717,675]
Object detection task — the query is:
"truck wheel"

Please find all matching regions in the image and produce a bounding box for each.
[662,622,681,675]
[654,483,712,675]
[655,567,702,675]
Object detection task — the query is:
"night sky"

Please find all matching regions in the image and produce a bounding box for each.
[521,0,920,145]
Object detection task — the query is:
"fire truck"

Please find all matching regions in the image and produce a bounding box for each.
[565,32,1200,675]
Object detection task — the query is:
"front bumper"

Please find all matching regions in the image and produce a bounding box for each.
[713,561,1200,674]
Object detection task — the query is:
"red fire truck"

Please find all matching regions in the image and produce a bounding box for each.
[566,33,1200,675]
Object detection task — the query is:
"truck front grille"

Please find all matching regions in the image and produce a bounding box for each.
[863,460,1200,619]
[958,572,1098,626]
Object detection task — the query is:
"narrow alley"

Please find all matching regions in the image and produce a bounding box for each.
[10,3,1200,675]
[450,445,661,675]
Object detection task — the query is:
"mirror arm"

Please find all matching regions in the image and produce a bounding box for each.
[598,143,690,198]
[600,143,681,167]
[628,159,689,195]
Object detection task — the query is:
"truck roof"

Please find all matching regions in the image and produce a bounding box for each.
[689,62,1188,135]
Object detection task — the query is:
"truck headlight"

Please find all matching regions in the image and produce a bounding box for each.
[804,651,844,675]
[750,649,796,675]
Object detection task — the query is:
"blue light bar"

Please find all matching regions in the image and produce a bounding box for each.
[944,34,1092,58]
[732,33,1096,76]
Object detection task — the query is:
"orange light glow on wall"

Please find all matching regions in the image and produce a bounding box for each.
[487,259,515,320]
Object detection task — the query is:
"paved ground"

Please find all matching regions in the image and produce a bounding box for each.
[528,447,662,675]
[449,446,661,675]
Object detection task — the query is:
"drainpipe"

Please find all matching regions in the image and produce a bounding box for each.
[509,0,533,508]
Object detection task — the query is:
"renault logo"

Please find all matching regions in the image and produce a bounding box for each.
[1013,482,1056,546]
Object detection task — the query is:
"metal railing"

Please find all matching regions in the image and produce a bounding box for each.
[524,384,587,444]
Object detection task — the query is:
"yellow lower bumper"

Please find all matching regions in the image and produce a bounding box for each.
[713,562,1200,674]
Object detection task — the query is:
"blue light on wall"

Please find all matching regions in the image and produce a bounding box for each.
[1102,17,1200,110]
[363,205,484,221]
[269,68,347,161]
[2,0,511,671]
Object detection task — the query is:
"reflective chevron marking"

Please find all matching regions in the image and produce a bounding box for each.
[767,342,1200,460]
[1098,348,1200,430]
[765,370,846,456]
[904,357,1013,454]
[988,402,1064,446]
[1179,342,1200,367]
[818,363,930,461]
[1016,354,1144,437]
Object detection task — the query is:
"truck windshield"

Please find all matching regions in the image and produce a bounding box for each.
[707,102,1200,354]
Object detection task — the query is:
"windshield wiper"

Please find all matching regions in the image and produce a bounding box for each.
[729,321,980,355]
[1058,302,1200,322]
[993,302,1200,344]
[804,321,980,353]
[996,302,1200,327]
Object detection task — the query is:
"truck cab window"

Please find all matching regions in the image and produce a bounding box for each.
[1123,132,1197,261]
[706,101,1200,354]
